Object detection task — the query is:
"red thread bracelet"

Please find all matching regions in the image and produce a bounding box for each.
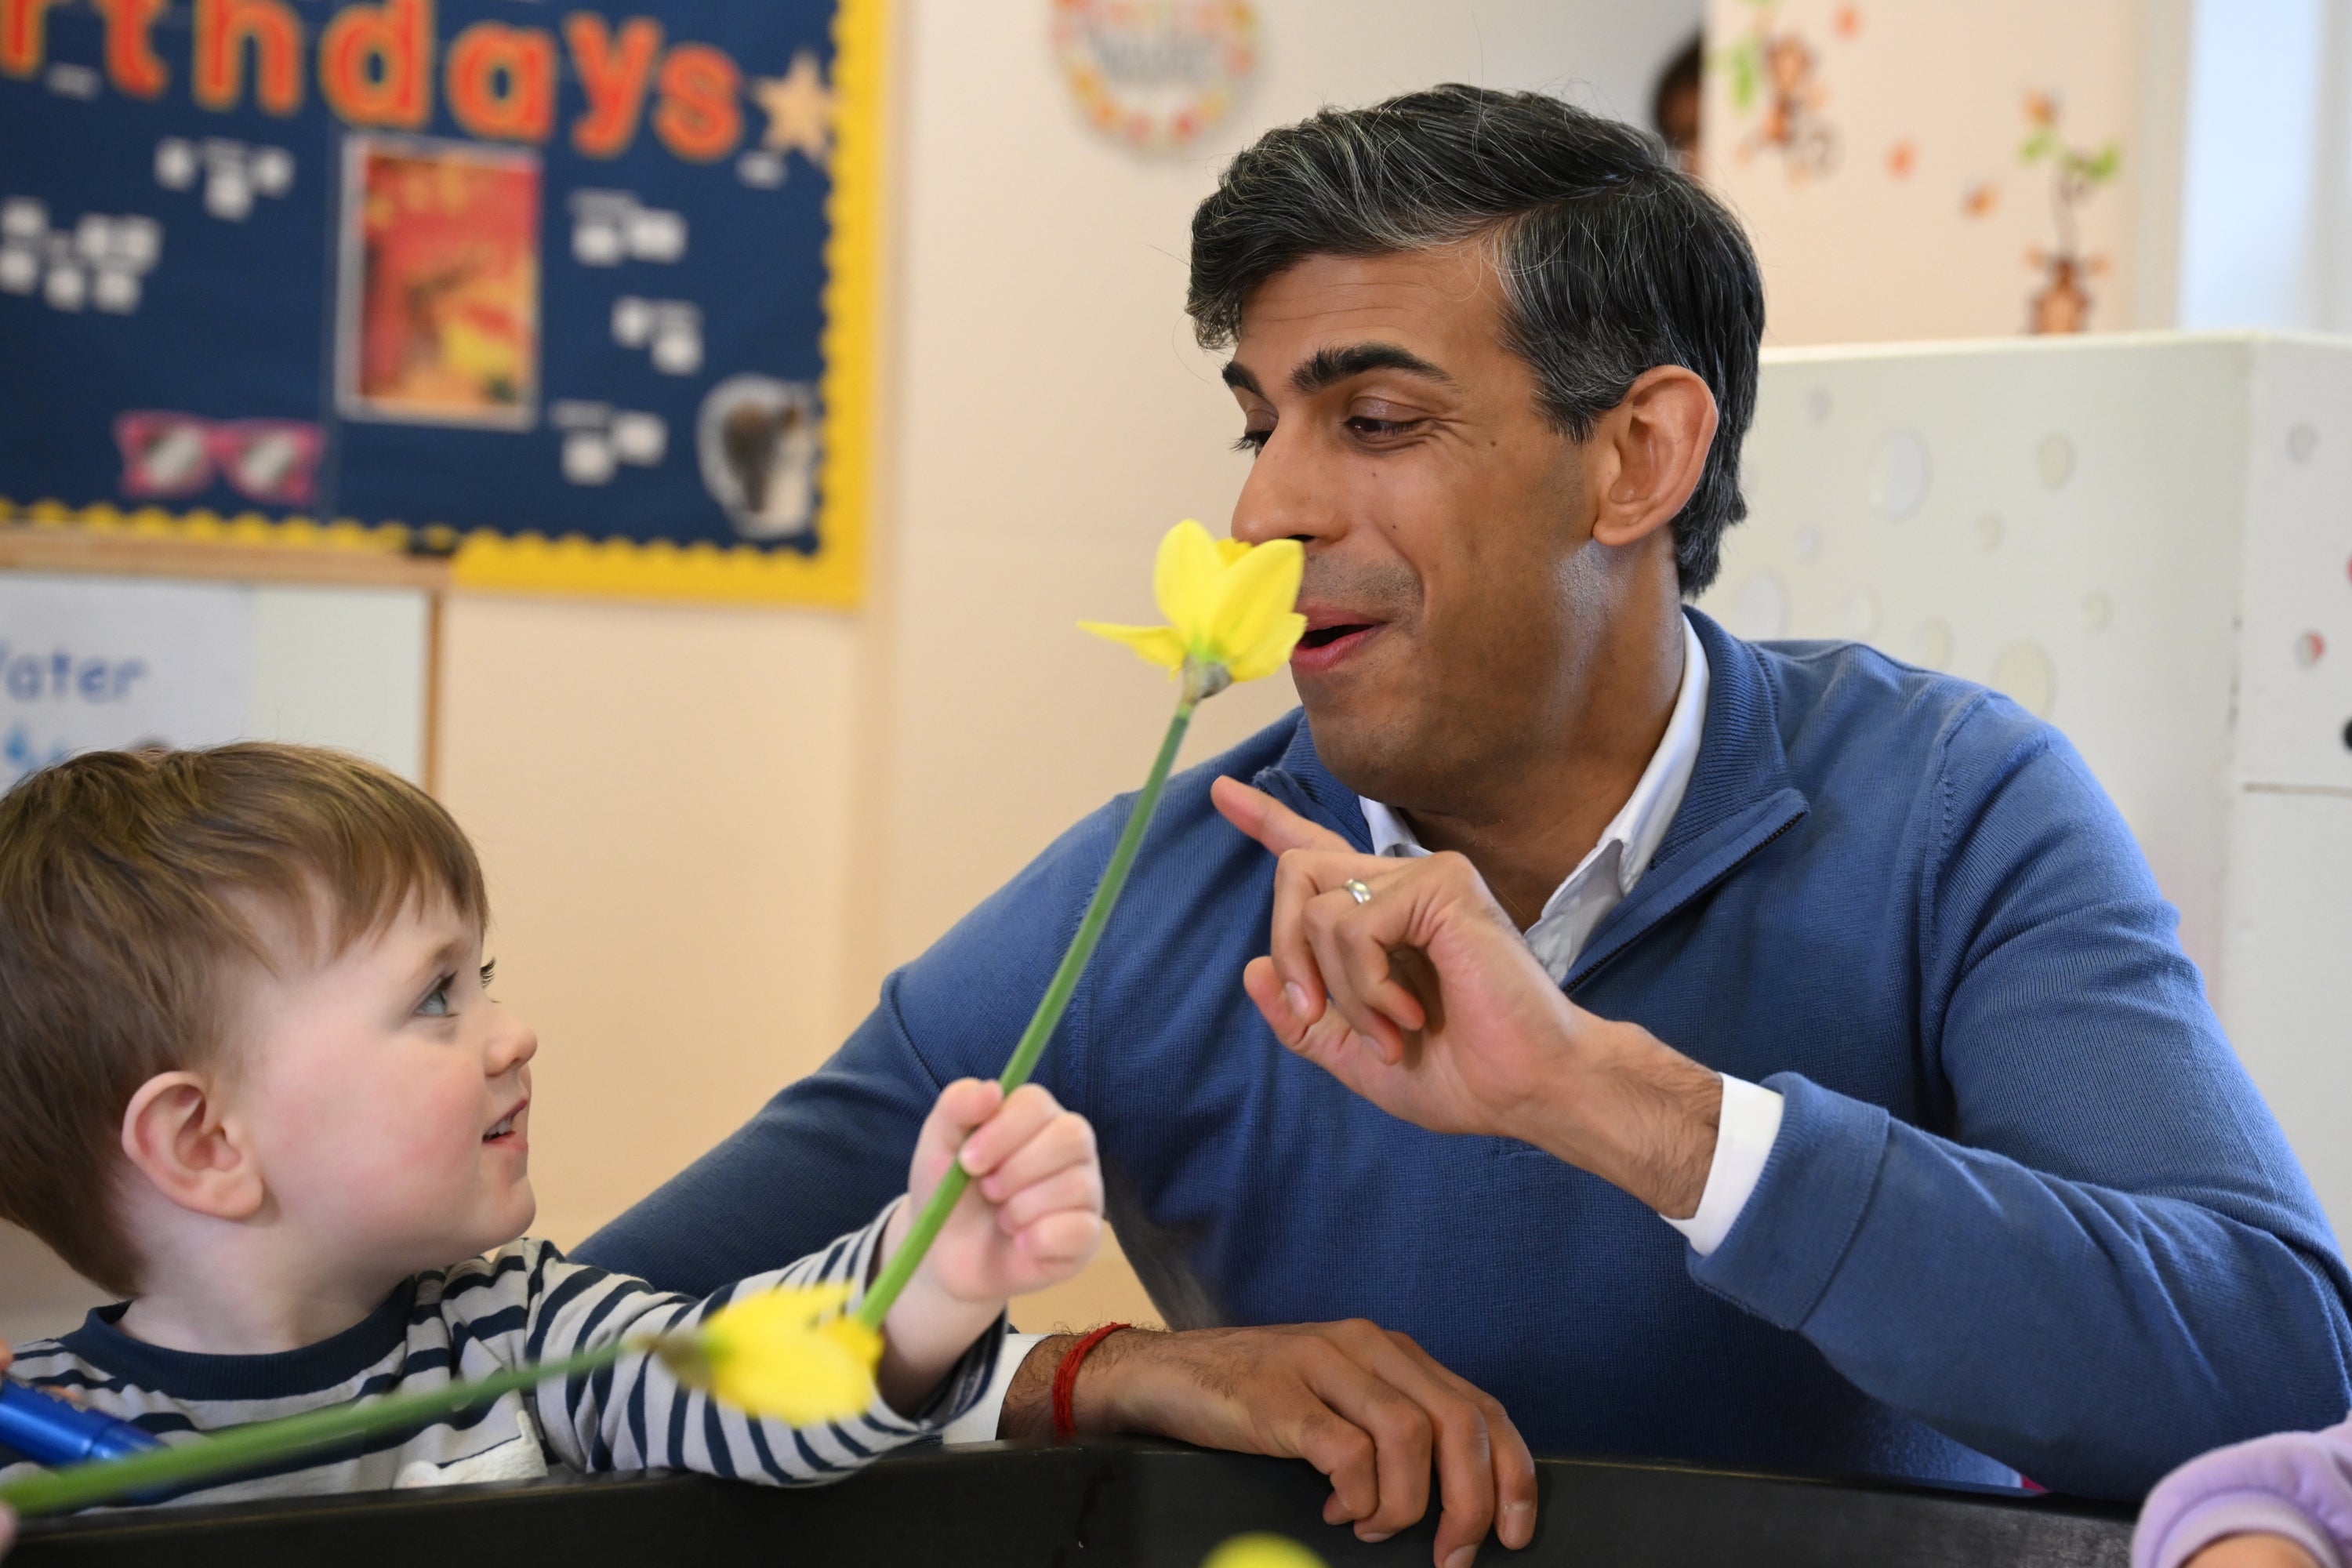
[1050,1323,1130,1443]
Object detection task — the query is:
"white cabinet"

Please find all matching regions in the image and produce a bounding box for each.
[1702,332,2352,1233]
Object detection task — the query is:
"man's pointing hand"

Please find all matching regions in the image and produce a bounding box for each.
[1210,775,1722,1222]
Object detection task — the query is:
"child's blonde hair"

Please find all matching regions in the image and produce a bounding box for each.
[0,743,488,1293]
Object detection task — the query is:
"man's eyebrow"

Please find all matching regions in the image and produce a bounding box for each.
[1220,359,1263,396]
[1290,342,1456,395]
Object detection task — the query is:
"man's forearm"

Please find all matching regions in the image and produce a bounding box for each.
[1693,1076,2352,1497]
[1000,1327,1154,1439]
[1510,1017,1722,1220]
[998,1333,1073,1440]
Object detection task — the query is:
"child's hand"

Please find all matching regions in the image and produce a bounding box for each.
[907,1080,1102,1303]
[873,1080,1103,1414]
[2184,1538,2323,1568]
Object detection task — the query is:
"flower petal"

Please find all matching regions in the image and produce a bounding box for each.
[684,1283,880,1428]
[1078,621,1189,670]
[1202,1534,1330,1568]
[711,1329,877,1425]
[1205,537,1304,668]
[1153,520,1225,644]
[1223,612,1308,683]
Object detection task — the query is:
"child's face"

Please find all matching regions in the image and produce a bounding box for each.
[227,891,538,1279]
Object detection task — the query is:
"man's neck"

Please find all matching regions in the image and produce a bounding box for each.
[1399,607,1688,929]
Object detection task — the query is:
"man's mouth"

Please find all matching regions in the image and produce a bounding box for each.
[1298,622,1374,649]
[1291,612,1384,673]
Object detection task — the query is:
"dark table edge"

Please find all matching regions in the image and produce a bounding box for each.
[12,1438,2140,1543]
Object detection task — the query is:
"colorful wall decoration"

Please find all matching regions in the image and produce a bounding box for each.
[1051,0,1257,155]
[1702,0,2141,347]
[0,0,886,604]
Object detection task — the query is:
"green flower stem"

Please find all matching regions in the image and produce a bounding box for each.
[0,1339,633,1519]
[857,687,1201,1333]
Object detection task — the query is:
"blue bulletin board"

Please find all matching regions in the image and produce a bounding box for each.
[0,0,885,604]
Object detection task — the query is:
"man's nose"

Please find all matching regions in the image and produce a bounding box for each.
[1229,429,1342,548]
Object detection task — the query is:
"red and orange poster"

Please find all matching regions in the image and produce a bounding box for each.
[339,139,540,426]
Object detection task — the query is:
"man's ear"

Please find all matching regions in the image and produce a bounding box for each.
[1586,365,1719,551]
[120,1072,265,1221]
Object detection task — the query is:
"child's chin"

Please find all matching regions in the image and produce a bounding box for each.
[458,1192,538,1256]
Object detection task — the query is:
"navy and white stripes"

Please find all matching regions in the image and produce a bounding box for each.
[0,1200,1000,1508]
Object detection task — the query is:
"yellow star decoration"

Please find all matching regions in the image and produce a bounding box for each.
[657,1283,881,1426]
[1080,519,1306,690]
[754,50,835,169]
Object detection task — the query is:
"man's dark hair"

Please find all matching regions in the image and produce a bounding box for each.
[1188,85,1764,595]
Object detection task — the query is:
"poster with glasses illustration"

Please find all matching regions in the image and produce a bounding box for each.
[0,0,880,604]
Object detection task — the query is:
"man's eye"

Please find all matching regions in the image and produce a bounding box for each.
[1347,416,1414,438]
[1232,427,1272,454]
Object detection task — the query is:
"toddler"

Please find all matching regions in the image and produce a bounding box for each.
[0,743,1103,1507]
[2136,1416,2352,1568]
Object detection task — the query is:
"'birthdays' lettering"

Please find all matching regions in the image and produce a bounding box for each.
[0,0,757,163]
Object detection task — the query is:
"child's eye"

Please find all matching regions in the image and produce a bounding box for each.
[417,976,456,1018]
[479,957,497,993]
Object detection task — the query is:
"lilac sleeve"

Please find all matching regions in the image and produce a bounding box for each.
[2134,1413,2352,1568]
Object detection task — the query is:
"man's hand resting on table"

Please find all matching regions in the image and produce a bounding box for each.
[1004,1320,1536,1568]
[1210,776,1724,1221]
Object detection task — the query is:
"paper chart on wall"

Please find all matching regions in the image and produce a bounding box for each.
[0,575,252,790]
[0,0,884,606]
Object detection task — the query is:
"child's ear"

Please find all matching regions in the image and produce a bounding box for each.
[120,1072,265,1221]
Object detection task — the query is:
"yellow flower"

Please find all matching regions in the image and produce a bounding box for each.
[660,1283,881,1426]
[1200,1534,1329,1568]
[1080,519,1306,691]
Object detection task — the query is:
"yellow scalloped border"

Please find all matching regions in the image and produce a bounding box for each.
[0,502,412,554]
[6,0,887,609]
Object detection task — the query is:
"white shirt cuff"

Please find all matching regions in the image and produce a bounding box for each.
[1661,1073,1784,1257]
[940,1329,1048,1444]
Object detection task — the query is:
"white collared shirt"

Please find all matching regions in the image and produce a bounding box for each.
[1359,619,1783,1258]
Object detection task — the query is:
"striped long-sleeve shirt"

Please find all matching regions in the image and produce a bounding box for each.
[0,1200,1000,1507]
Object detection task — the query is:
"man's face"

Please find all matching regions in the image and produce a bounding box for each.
[1224,244,1602,811]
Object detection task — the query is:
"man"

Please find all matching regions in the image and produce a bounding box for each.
[582,87,2352,1568]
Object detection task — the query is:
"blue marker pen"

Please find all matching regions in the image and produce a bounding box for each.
[0,1379,161,1467]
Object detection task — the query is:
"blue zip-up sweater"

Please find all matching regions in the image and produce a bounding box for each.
[582,610,2352,1498]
